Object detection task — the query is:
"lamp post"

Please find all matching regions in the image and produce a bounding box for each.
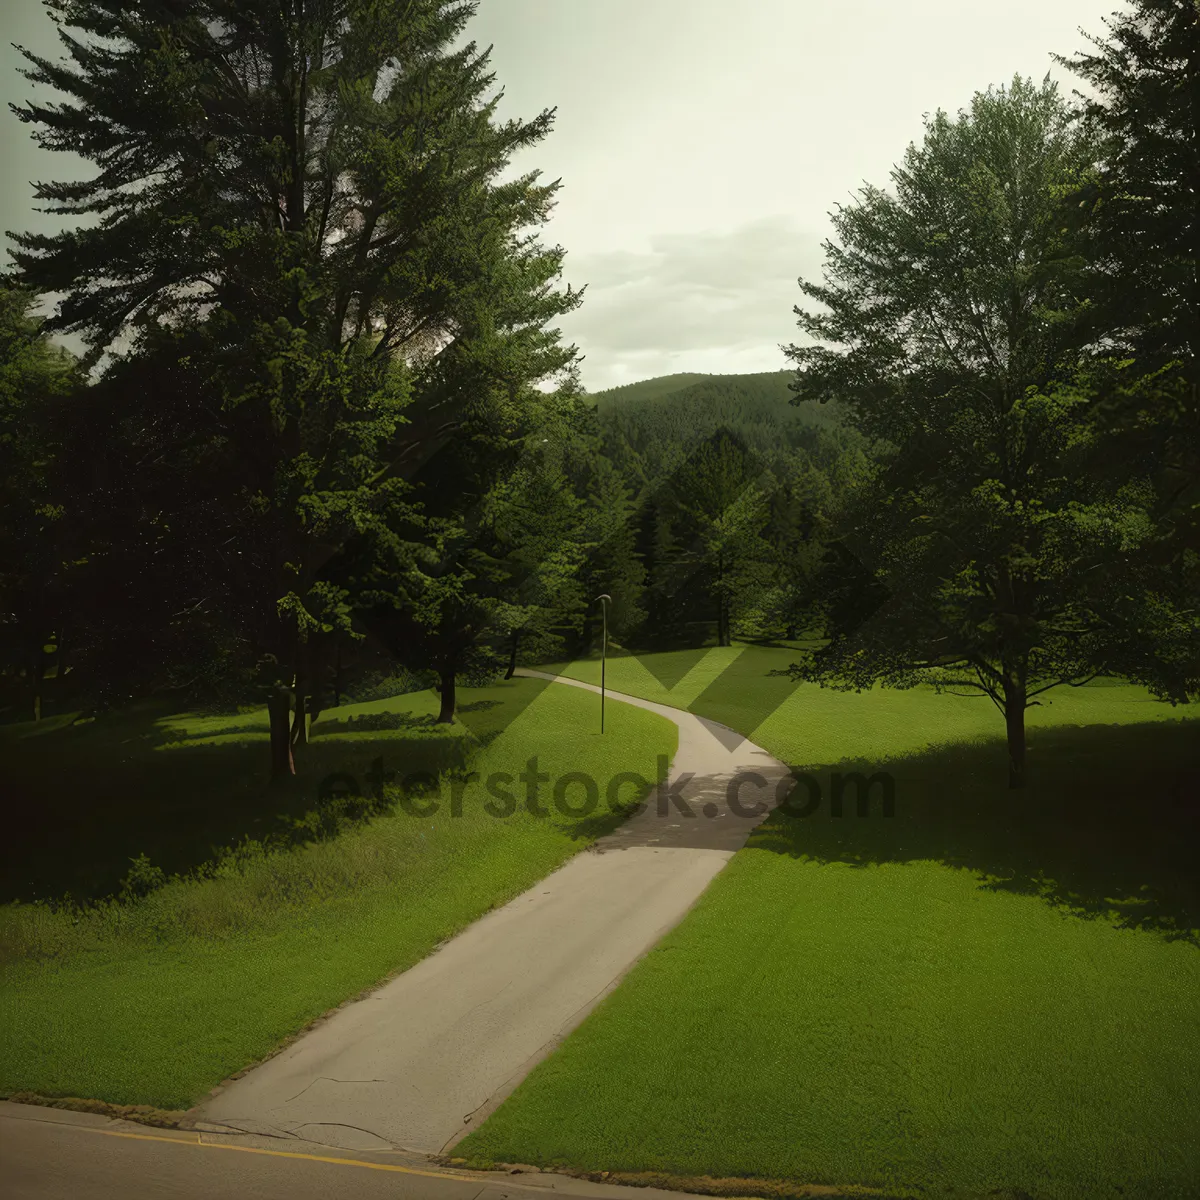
[595,594,612,733]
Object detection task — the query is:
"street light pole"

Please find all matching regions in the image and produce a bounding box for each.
[595,594,612,733]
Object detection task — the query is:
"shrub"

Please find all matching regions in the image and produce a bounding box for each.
[117,853,167,901]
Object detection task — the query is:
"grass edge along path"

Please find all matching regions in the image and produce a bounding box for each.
[451,650,1200,1200]
[0,678,678,1112]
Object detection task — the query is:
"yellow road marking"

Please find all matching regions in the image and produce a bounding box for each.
[40,1121,482,1182]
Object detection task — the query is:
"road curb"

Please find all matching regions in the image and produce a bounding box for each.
[0,1091,188,1129]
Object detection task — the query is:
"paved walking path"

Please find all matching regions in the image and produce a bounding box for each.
[193,672,792,1158]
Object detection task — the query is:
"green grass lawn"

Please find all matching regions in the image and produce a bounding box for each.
[2,686,474,907]
[0,676,677,1110]
[453,646,1200,1200]
[548,644,1195,768]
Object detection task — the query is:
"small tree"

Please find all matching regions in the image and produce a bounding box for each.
[354,418,589,723]
[563,422,648,656]
[748,453,831,641]
[345,207,588,724]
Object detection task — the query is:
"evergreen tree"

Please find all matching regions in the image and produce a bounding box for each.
[344,206,587,724]
[650,429,772,648]
[1053,0,1200,699]
[7,0,578,776]
[1053,0,1200,392]
[0,278,81,721]
[748,455,830,642]
[574,452,647,651]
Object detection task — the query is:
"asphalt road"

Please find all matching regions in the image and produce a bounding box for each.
[0,1102,707,1200]
[194,674,791,1157]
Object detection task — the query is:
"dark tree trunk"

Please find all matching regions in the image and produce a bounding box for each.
[268,685,296,783]
[269,598,302,779]
[1003,677,1027,790]
[505,629,520,680]
[290,690,308,745]
[714,554,731,646]
[785,623,797,641]
[437,668,456,724]
[333,636,343,708]
[716,597,730,647]
[289,650,309,745]
[307,644,324,728]
[28,638,45,722]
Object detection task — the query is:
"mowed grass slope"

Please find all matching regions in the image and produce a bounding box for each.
[0,676,677,1110]
[455,647,1200,1199]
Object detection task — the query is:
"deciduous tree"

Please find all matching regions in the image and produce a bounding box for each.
[782,75,1147,789]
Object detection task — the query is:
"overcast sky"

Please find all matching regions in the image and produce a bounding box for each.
[2,0,1127,392]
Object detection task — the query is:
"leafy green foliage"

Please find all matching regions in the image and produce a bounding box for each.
[1053,0,1200,698]
[5,0,584,760]
[782,75,1149,785]
[577,373,857,651]
[0,277,81,719]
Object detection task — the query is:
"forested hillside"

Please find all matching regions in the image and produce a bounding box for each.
[563,369,864,653]
[591,369,844,464]
[588,372,713,407]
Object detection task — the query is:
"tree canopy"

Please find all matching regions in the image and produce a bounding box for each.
[781,75,1153,787]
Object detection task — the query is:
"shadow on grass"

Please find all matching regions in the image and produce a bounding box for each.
[0,702,476,909]
[0,677,568,911]
[311,711,441,733]
[553,799,654,846]
[756,719,1200,944]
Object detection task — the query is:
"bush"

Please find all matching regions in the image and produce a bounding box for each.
[117,853,167,901]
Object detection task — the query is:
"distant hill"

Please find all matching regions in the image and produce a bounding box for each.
[587,369,849,483]
[588,373,714,408]
[589,369,842,429]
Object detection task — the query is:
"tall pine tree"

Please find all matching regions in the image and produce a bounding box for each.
[339,196,588,724]
[0,277,81,721]
[1053,0,1200,701]
[7,0,581,777]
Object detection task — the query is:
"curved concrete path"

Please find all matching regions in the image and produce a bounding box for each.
[193,671,792,1158]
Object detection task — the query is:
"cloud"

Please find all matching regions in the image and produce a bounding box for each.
[554,214,829,390]
[42,213,832,394]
